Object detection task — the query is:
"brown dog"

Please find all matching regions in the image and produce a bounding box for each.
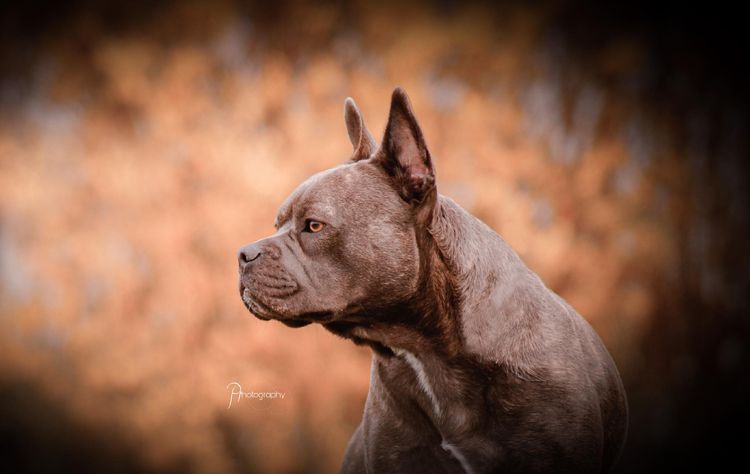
[238,88,628,473]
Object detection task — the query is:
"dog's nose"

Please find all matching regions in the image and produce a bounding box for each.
[238,243,262,268]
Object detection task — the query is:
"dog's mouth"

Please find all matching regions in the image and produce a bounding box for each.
[241,287,275,321]
[240,286,333,328]
[239,269,298,322]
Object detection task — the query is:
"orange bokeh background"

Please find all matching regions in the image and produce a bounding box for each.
[1,1,747,472]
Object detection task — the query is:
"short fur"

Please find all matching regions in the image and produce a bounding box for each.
[238,88,628,473]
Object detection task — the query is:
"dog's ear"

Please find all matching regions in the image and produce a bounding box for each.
[344,97,376,162]
[377,87,435,206]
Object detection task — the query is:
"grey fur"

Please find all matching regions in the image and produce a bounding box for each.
[238,88,628,473]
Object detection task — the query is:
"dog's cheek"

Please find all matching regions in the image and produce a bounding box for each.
[297,260,354,312]
[347,226,420,304]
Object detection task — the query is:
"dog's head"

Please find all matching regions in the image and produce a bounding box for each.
[238,88,437,328]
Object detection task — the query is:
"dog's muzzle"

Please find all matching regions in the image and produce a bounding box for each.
[237,240,301,322]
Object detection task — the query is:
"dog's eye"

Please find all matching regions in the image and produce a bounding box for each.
[305,220,325,233]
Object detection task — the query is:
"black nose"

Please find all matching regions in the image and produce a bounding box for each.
[238,243,262,268]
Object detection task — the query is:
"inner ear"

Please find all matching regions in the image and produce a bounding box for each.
[344,98,376,161]
[378,88,435,204]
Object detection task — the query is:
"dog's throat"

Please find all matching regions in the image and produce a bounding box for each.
[322,321,395,356]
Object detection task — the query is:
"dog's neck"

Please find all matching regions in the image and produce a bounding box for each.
[431,196,550,376]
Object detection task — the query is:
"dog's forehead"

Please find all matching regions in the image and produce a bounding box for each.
[275,161,385,226]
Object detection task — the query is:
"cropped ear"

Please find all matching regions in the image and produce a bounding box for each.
[377,87,435,205]
[344,97,376,161]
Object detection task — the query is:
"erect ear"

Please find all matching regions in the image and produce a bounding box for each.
[344,97,376,161]
[377,87,435,205]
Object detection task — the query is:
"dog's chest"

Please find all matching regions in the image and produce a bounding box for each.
[379,350,481,473]
[392,348,444,417]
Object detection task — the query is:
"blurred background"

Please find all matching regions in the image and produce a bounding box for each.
[1,0,748,472]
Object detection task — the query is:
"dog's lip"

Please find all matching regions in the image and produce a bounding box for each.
[241,287,253,306]
[281,320,312,328]
[241,287,332,325]
[241,287,273,320]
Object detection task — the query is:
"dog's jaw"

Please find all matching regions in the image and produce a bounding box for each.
[239,286,274,321]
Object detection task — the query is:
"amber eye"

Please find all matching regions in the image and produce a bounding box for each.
[305,220,325,233]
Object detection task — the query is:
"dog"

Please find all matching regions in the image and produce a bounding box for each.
[237,88,628,473]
